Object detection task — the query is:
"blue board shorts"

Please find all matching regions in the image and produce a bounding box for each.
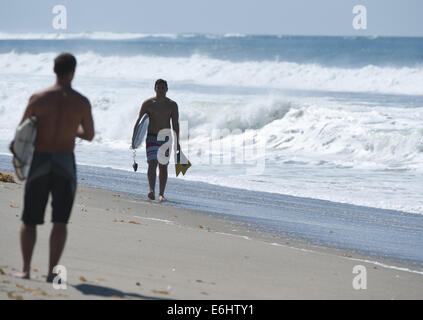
[22,152,77,225]
[146,134,171,164]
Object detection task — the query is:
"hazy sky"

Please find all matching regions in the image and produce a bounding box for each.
[0,0,422,36]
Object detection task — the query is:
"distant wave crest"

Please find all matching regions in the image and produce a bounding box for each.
[0,51,422,95]
[0,31,248,40]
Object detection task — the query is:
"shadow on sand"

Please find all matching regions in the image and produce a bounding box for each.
[73,283,170,300]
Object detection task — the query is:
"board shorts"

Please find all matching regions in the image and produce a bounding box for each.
[146,134,171,164]
[21,152,77,225]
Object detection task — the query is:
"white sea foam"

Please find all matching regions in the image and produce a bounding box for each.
[132,216,174,224]
[0,50,422,214]
[1,52,423,95]
[1,66,422,175]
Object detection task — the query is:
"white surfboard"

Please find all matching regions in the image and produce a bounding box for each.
[132,114,149,149]
[9,116,37,181]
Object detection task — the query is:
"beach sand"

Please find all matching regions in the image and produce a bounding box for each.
[1,174,423,300]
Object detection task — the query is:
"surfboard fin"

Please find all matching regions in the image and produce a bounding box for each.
[175,161,191,177]
[175,150,191,177]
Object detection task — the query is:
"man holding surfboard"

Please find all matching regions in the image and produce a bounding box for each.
[15,53,95,282]
[132,79,181,202]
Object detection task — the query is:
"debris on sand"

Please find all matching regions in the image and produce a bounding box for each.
[0,173,16,183]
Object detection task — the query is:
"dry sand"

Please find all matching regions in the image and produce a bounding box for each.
[1,174,423,300]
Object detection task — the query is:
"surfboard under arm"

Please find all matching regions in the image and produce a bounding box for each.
[132,114,149,149]
[10,116,37,181]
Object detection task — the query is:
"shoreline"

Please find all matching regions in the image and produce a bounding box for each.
[81,186,423,276]
[1,148,422,216]
[84,183,423,274]
[1,173,423,299]
[1,152,423,268]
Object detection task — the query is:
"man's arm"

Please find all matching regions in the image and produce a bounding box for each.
[171,102,180,151]
[76,99,95,141]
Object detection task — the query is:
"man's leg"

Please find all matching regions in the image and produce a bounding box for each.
[47,223,67,282]
[18,160,49,279]
[158,164,168,201]
[16,223,37,279]
[48,159,76,283]
[147,160,158,200]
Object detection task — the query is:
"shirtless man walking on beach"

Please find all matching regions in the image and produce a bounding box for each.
[132,79,180,202]
[16,53,94,282]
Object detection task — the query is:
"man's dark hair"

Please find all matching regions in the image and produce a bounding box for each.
[54,53,77,77]
[155,79,168,88]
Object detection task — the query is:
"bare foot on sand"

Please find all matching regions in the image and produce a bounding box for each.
[148,191,155,200]
[14,271,30,280]
[158,195,166,202]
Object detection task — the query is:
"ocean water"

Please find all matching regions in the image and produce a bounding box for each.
[0,32,423,215]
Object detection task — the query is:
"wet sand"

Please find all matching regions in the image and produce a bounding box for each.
[1,176,423,300]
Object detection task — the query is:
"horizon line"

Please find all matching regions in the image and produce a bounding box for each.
[0,30,422,39]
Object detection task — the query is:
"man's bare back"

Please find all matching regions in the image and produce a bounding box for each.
[21,84,94,152]
[15,52,95,284]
